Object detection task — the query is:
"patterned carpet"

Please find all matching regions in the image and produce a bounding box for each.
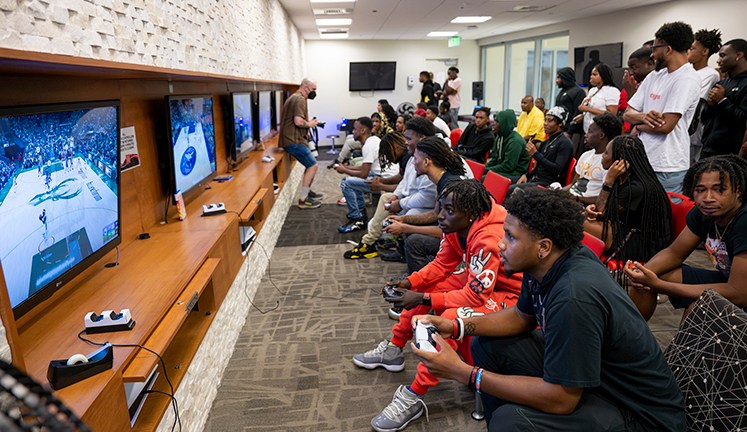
[204,158,707,431]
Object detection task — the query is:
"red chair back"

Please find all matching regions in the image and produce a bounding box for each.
[582,232,605,258]
[563,157,577,186]
[465,159,485,180]
[482,171,511,204]
[527,157,536,174]
[667,192,695,241]
[450,128,463,149]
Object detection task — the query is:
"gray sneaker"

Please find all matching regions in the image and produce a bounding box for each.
[352,340,405,372]
[371,385,428,432]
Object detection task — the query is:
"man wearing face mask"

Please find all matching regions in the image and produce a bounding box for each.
[279,78,322,208]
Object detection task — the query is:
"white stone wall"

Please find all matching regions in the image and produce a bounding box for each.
[0,0,305,82]
[156,162,303,432]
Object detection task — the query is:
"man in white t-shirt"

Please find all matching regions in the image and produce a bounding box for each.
[443,66,462,130]
[335,117,398,232]
[624,21,701,193]
[567,113,623,204]
[687,28,722,164]
[425,105,452,146]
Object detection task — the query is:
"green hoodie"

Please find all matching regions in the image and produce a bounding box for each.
[483,109,530,180]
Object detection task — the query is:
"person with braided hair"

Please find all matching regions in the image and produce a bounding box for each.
[584,135,671,268]
[353,179,522,432]
[625,154,747,321]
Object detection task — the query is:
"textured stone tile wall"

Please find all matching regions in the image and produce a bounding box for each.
[0,0,305,82]
[156,162,303,432]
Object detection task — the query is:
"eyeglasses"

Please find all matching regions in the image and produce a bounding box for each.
[651,44,669,50]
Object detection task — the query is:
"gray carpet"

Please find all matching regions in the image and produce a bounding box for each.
[204,158,708,431]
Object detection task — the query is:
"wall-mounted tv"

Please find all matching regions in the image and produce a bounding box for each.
[574,42,624,88]
[165,95,216,198]
[0,100,121,318]
[229,92,256,162]
[349,62,397,91]
[257,91,272,142]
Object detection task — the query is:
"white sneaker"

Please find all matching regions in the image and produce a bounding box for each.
[352,340,405,372]
[337,197,347,205]
[371,385,428,432]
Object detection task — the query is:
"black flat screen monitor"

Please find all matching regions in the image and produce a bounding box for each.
[0,100,121,318]
[349,62,397,91]
[271,91,284,130]
[165,95,216,198]
[257,91,272,142]
[230,92,256,161]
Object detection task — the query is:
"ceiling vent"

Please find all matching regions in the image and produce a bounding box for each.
[313,8,352,15]
[512,5,555,12]
[320,28,349,35]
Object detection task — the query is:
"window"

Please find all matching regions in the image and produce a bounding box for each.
[481,34,569,112]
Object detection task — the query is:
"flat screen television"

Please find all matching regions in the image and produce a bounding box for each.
[349,62,397,91]
[229,92,256,162]
[165,95,216,198]
[0,100,121,318]
[257,91,272,142]
[271,90,283,130]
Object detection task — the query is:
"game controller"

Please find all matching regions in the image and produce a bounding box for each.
[383,202,391,210]
[382,285,403,301]
[261,155,275,163]
[415,321,438,353]
[202,202,226,216]
[382,218,393,229]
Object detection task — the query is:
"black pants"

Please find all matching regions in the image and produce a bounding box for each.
[404,233,441,274]
[470,331,644,431]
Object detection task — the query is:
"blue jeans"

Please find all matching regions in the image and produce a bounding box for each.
[449,108,460,130]
[284,143,317,168]
[340,176,375,219]
[655,170,687,194]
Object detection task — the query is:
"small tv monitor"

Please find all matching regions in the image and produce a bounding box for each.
[165,95,216,198]
[349,62,397,91]
[271,91,284,130]
[257,91,272,142]
[0,100,121,318]
[229,92,256,161]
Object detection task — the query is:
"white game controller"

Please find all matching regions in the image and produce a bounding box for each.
[415,321,438,353]
[262,155,275,163]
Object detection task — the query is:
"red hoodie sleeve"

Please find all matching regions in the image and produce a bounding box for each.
[430,213,523,310]
[407,234,463,289]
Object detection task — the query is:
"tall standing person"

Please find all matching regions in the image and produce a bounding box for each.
[279,78,322,209]
[443,67,462,130]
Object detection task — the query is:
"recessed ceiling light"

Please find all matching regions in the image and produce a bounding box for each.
[311,0,355,3]
[316,18,352,26]
[451,16,492,24]
[320,33,349,39]
[427,31,458,37]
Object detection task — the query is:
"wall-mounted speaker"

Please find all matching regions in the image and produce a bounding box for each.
[472,81,484,101]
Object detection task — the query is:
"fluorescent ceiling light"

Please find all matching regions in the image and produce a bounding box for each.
[427,31,458,37]
[451,16,492,24]
[320,33,349,39]
[316,18,352,26]
[311,0,355,3]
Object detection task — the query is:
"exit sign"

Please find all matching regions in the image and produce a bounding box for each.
[448,36,461,47]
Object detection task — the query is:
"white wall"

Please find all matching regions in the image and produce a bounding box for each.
[479,0,742,69]
[305,39,480,146]
[0,0,305,82]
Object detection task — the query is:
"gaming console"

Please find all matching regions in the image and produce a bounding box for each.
[415,321,438,353]
[202,202,226,216]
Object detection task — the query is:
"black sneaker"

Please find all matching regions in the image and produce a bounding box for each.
[298,198,321,209]
[379,249,406,263]
[344,242,379,259]
[308,190,323,199]
[338,218,366,233]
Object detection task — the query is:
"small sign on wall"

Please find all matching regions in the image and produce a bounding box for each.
[120,126,141,172]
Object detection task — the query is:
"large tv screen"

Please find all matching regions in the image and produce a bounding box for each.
[0,100,121,318]
[257,91,272,142]
[574,42,624,88]
[230,92,255,160]
[166,95,216,197]
[349,62,397,91]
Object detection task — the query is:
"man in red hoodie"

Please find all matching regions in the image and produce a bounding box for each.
[352,179,523,432]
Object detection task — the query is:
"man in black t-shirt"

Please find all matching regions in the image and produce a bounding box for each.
[626,155,747,320]
[411,188,686,431]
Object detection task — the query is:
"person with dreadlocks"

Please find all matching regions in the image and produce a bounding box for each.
[353,179,522,432]
[625,154,747,321]
[687,28,722,164]
[583,135,671,270]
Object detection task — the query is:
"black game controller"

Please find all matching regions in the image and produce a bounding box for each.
[382,218,393,229]
[383,286,403,301]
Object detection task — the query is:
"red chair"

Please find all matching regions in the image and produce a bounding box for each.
[449,128,463,149]
[527,157,536,174]
[582,232,606,259]
[465,159,485,180]
[483,171,511,204]
[667,192,695,242]
[563,157,577,186]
